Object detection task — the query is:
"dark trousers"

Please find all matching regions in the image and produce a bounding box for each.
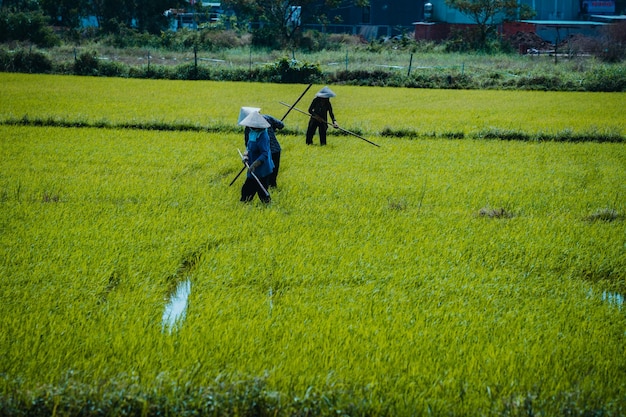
[241,175,271,203]
[267,151,280,188]
[306,119,328,145]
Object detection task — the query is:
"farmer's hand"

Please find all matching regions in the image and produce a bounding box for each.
[332,121,339,128]
[242,152,249,165]
[249,160,262,173]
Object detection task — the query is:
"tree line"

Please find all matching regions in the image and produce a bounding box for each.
[1,0,624,57]
[0,0,369,48]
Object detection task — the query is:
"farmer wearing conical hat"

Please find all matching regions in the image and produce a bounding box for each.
[238,110,274,203]
[239,107,284,189]
[305,86,339,146]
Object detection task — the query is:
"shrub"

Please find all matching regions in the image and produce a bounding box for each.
[300,31,365,52]
[515,74,564,91]
[444,26,510,53]
[251,26,283,49]
[583,65,626,92]
[169,63,214,80]
[0,48,52,73]
[100,21,162,49]
[0,49,9,71]
[260,57,322,83]
[73,50,100,76]
[330,69,391,86]
[445,27,484,52]
[406,72,471,89]
[199,29,248,50]
[97,60,128,77]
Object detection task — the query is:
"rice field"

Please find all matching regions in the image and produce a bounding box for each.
[0,73,625,416]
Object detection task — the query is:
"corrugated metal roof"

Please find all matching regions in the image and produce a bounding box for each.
[521,20,609,26]
[589,14,626,20]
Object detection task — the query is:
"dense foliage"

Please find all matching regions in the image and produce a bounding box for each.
[0,0,181,35]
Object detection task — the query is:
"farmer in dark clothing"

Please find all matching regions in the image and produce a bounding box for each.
[238,110,274,203]
[241,109,284,188]
[264,115,283,188]
[306,86,339,146]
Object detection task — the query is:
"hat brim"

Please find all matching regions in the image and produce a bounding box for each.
[315,86,336,98]
[239,111,270,128]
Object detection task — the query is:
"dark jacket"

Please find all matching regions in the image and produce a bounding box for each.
[308,97,336,124]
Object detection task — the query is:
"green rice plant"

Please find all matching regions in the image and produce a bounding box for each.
[0,76,625,415]
[1,74,625,140]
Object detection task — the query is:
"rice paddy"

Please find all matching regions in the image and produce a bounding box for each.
[0,73,625,416]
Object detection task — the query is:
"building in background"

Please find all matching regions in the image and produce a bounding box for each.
[304,0,622,43]
[304,0,422,39]
[415,0,622,43]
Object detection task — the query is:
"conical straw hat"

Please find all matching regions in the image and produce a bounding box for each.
[238,106,261,124]
[315,86,336,98]
[239,111,270,128]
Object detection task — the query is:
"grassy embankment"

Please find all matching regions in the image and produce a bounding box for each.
[3,42,625,91]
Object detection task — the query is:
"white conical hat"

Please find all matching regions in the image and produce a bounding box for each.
[315,86,336,98]
[238,106,261,124]
[239,111,270,128]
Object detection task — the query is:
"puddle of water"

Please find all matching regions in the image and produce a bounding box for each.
[602,291,624,310]
[587,289,625,311]
[162,279,191,333]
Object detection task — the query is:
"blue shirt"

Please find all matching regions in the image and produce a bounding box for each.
[246,128,274,178]
[244,114,283,154]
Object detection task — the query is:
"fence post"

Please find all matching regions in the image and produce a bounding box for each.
[407,53,413,77]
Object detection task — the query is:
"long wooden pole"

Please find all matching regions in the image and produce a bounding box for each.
[280,83,312,121]
[229,165,246,186]
[237,149,270,197]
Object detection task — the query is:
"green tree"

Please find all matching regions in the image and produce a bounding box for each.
[0,0,60,46]
[134,0,181,33]
[0,0,41,12]
[39,0,82,29]
[222,0,369,47]
[89,0,134,31]
[86,0,182,34]
[445,0,534,46]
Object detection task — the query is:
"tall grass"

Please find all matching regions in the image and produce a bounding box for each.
[2,44,625,91]
[1,73,624,139]
[0,76,625,415]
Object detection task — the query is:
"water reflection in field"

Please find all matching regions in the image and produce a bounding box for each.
[162,278,191,333]
[602,291,624,310]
